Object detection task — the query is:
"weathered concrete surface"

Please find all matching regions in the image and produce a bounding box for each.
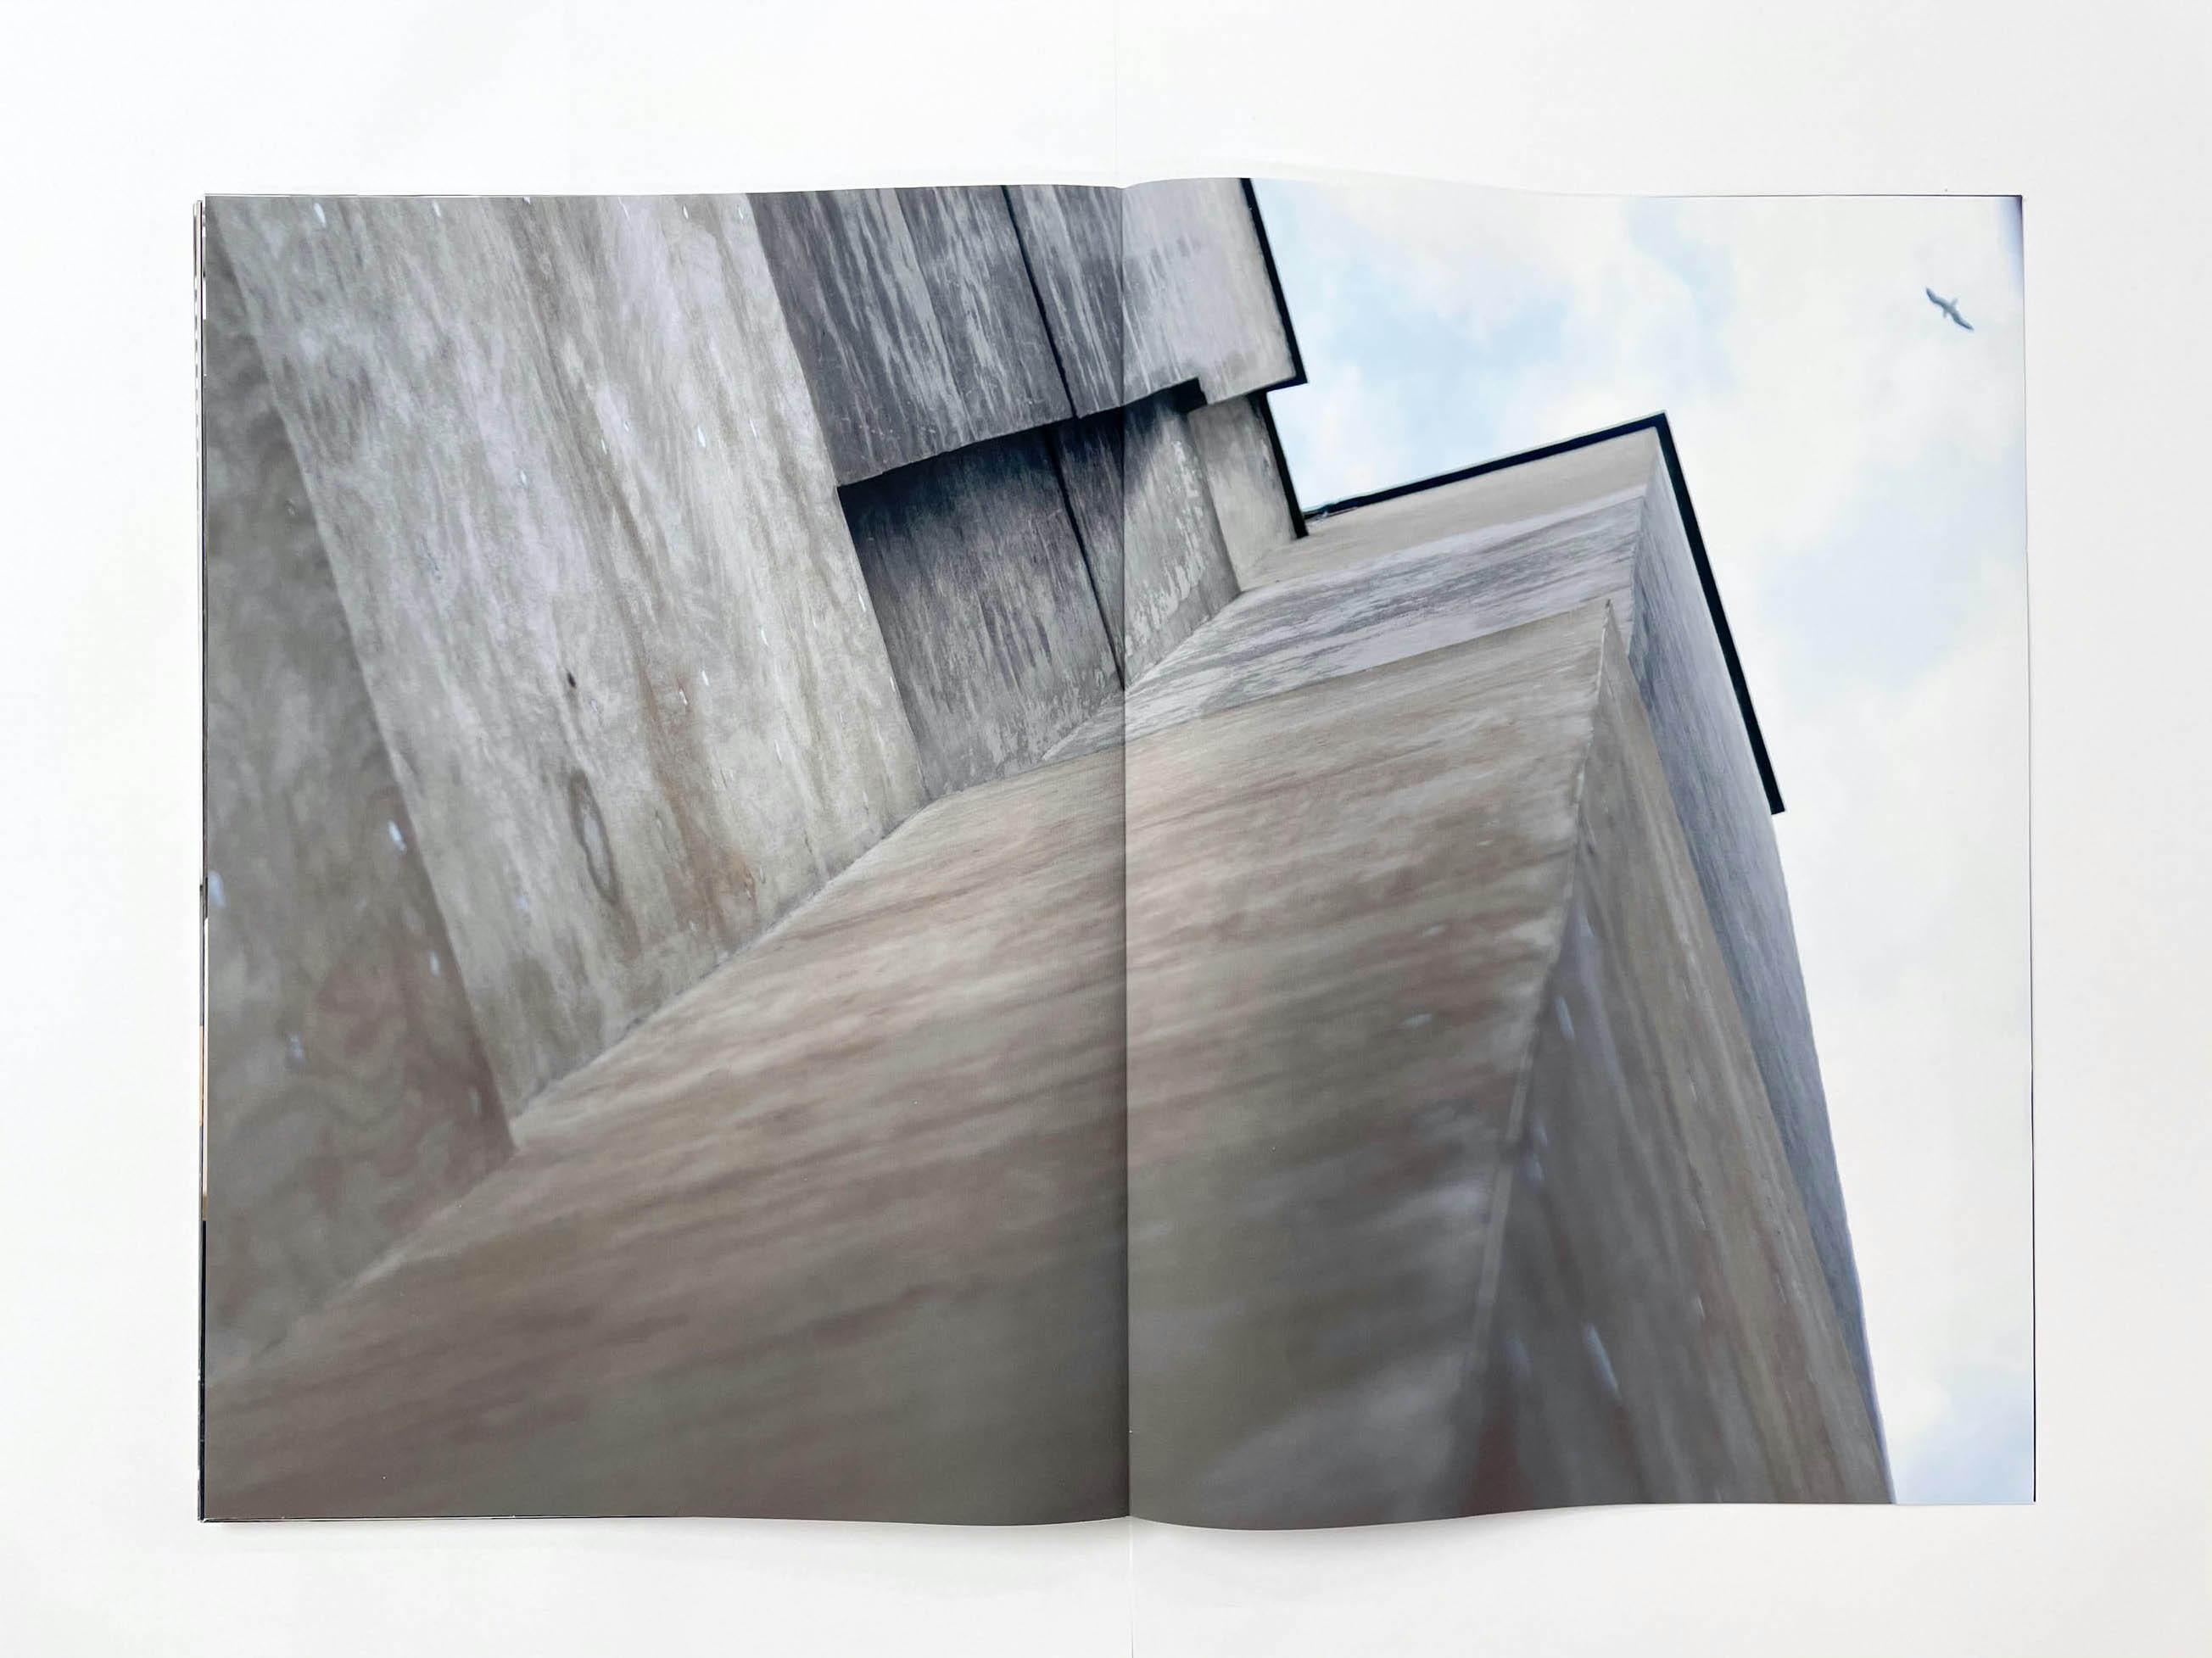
[195,176,1276,1407]
[1265,427,1662,588]
[1009,180,1300,417]
[204,747,1128,1522]
[200,176,1880,1527]
[1127,611,1607,1527]
[209,195,926,1114]
[1187,392,1301,584]
[1121,180,1302,406]
[842,429,1122,797]
[752,187,1073,483]
[1053,388,1241,682]
[1469,618,1887,1511]
[1045,483,1645,763]
[1048,406,1129,663]
[1126,606,1885,1526]
[1625,461,1877,1414]
[202,224,511,1381]
[1119,389,1242,678]
[1004,185,1125,416]
[1223,423,1880,1417]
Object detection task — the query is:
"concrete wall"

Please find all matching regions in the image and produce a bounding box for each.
[752,187,1072,483]
[198,176,1302,1443]
[1008,180,1301,417]
[1098,488,1646,751]
[1118,389,1243,678]
[1229,425,1878,1419]
[202,226,511,1380]
[841,429,1121,798]
[1125,601,1884,1526]
[1188,392,1301,584]
[1127,610,1606,1527]
[205,745,1132,1522]
[842,377,1247,801]
[1471,617,1888,1510]
[1004,186,1125,416]
[1624,460,1877,1414]
[201,183,1883,1521]
[1053,387,1242,682]
[754,179,1297,473]
[1121,180,1301,406]
[1256,426,1660,588]
[205,179,1288,1125]
[734,179,1283,802]
[209,195,926,1114]
[1047,407,1128,666]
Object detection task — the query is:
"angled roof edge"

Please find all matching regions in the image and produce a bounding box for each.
[1300,414,1786,815]
[1239,179,1308,394]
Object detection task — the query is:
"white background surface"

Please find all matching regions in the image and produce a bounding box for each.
[2,2,2206,1651]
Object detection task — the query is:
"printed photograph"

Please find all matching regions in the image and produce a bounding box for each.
[199,176,2028,1523]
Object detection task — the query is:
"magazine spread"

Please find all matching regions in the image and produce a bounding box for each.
[199,179,2002,1524]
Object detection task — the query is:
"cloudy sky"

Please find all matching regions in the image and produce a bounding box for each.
[1253,177,2030,1504]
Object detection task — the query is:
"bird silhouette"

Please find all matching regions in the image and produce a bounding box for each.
[1925,288,1974,331]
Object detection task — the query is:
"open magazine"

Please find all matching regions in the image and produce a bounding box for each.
[202,179,1915,1524]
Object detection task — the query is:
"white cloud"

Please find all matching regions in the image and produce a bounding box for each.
[1775,565,2031,1497]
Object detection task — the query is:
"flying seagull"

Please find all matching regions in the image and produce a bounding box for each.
[1925,288,1974,331]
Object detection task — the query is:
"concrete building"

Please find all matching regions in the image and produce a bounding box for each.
[1115,421,1886,1522]
[201,181,1885,1521]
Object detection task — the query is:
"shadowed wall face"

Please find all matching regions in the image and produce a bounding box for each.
[1052,386,1243,683]
[202,229,511,1381]
[841,380,1247,802]
[752,187,1073,483]
[1111,388,1242,679]
[742,179,1299,801]
[1187,392,1302,583]
[209,195,926,1114]
[761,181,1300,462]
[841,430,1122,798]
[1623,463,1878,1416]
[1472,620,1886,1511]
